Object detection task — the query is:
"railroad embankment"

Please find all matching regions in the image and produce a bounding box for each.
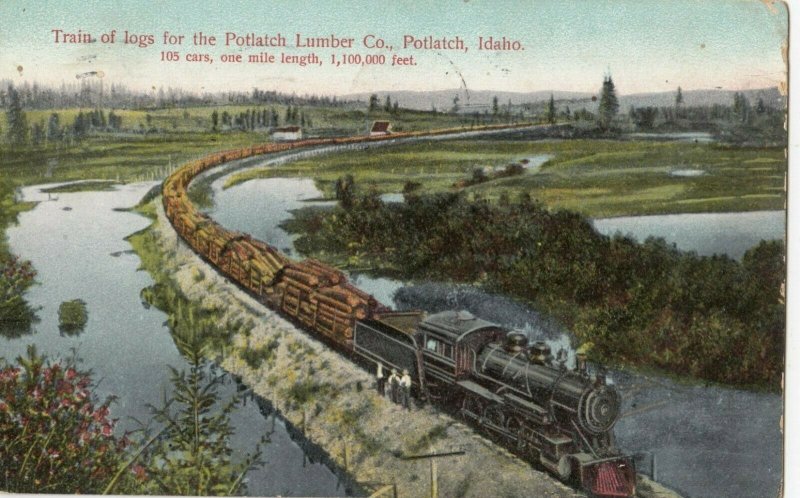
[137,198,681,498]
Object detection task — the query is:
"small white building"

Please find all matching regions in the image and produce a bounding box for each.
[272,126,302,141]
[370,121,392,136]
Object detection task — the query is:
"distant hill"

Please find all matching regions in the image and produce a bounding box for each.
[343,87,784,112]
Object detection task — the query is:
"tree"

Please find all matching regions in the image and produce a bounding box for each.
[5,84,29,146]
[598,74,619,130]
[46,113,61,142]
[631,106,659,130]
[211,110,219,131]
[31,120,44,145]
[335,174,356,210]
[133,339,263,496]
[675,86,684,118]
[108,111,123,130]
[733,92,750,123]
[368,94,379,112]
[451,94,460,114]
[384,95,392,112]
[546,93,556,124]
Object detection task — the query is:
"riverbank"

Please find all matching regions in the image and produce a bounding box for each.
[129,197,681,498]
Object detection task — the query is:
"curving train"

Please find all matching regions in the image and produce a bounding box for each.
[162,125,636,497]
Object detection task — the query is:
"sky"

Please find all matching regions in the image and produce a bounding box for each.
[0,0,788,96]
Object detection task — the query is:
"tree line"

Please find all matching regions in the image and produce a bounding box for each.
[0,79,359,110]
[4,86,125,146]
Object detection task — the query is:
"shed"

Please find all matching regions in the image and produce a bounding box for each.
[369,121,392,136]
[272,126,302,141]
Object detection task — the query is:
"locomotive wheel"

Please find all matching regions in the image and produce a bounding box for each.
[506,417,527,450]
[460,395,484,422]
[482,404,505,430]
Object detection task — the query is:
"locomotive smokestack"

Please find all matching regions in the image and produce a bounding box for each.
[528,341,552,365]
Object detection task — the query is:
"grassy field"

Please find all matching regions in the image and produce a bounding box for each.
[226,138,785,217]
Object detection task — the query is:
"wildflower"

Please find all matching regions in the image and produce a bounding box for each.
[131,464,147,481]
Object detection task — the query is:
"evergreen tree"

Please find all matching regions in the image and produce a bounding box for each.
[31,120,44,145]
[546,93,556,124]
[598,74,619,130]
[384,95,392,112]
[47,112,62,141]
[211,110,219,131]
[5,84,29,145]
[368,94,379,112]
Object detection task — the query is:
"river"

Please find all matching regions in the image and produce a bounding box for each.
[1,182,353,497]
[206,157,783,498]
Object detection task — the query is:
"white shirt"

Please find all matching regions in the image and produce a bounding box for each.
[400,373,412,387]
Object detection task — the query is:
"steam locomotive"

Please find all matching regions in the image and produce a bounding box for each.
[161,126,636,497]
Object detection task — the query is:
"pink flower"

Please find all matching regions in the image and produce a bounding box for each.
[65,368,77,381]
[131,464,147,481]
[101,424,113,437]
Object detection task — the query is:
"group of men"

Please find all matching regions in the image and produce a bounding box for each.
[375,363,412,409]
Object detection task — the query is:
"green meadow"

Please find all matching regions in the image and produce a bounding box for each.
[226,139,785,217]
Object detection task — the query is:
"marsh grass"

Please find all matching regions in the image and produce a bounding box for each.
[229,139,785,217]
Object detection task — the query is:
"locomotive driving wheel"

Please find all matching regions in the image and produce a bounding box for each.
[505,416,527,450]
[460,394,484,422]
[482,404,506,430]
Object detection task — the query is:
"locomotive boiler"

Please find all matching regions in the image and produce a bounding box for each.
[161,125,637,497]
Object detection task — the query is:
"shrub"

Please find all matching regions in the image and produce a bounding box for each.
[0,346,130,493]
[58,299,88,334]
[0,255,38,335]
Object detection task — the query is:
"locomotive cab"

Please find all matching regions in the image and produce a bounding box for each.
[415,310,505,395]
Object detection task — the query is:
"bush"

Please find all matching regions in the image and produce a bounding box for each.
[0,255,38,335]
[0,346,131,493]
[58,299,88,334]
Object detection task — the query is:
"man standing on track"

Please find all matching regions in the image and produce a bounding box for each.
[375,362,385,396]
[400,369,412,409]
[388,368,400,404]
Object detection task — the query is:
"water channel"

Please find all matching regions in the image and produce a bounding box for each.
[2,182,353,497]
[204,148,783,498]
